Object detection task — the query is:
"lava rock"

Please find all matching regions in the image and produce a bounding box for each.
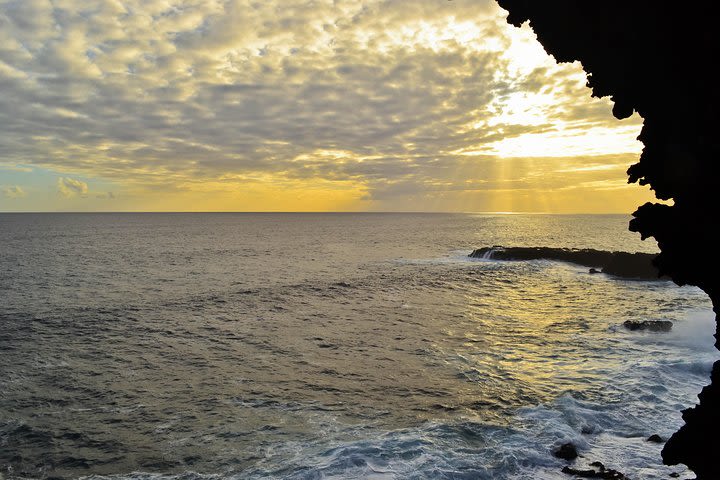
[561,465,628,479]
[647,434,664,443]
[554,443,579,461]
[623,320,672,332]
[468,246,663,280]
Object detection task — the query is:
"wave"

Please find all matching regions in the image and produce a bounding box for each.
[469,246,665,280]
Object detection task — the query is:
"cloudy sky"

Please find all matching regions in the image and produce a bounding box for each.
[0,0,651,212]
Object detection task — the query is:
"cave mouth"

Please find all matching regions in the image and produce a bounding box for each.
[496,1,720,478]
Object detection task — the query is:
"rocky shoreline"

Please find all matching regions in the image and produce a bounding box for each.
[469,246,664,280]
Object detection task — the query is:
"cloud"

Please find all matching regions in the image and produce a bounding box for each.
[0,0,642,209]
[57,177,88,197]
[2,185,25,198]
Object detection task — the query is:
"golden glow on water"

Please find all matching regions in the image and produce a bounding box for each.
[1,213,713,478]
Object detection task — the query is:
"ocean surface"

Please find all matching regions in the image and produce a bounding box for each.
[0,213,715,480]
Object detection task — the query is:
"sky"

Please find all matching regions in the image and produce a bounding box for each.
[0,0,653,213]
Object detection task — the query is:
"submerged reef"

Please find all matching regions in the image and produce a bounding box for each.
[496,1,720,477]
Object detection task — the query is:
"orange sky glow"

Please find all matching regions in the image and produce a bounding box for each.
[0,0,653,212]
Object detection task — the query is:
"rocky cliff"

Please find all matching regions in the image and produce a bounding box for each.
[496,1,720,477]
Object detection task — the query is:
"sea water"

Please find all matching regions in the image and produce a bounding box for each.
[0,213,715,479]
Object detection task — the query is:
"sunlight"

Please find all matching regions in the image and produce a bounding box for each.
[381,17,500,53]
[485,90,553,127]
[484,123,643,158]
[500,19,556,75]
[1,0,649,213]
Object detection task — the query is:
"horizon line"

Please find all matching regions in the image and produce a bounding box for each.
[0,210,635,215]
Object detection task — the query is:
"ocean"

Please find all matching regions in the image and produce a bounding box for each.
[0,213,715,479]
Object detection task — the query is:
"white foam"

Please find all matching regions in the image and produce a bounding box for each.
[661,309,717,351]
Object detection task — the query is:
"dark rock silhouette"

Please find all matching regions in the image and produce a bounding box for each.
[496,1,720,477]
[470,246,663,280]
[647,434,664,443]
[623,320,673,333]
[554,442,579,461]
[561,464,628,480]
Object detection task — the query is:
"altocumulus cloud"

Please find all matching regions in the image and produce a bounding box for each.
[57,177,89,197]
[2,185,25,198]
[0,0,642,207]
